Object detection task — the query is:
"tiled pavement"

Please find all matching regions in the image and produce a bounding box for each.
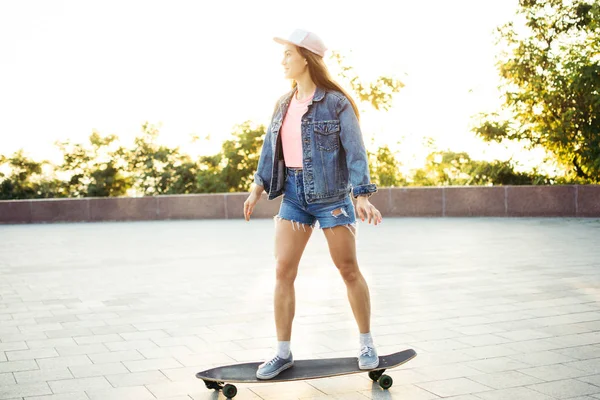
[1,217,599,400]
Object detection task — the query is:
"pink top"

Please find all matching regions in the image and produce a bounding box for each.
[281,89,315,168]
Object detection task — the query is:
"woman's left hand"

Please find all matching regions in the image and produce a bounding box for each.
[356,196,383,225]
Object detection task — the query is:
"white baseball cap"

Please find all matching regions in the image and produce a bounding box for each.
[273,29,327,58]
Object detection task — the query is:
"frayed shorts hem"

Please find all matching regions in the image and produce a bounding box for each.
[273,215,358,236]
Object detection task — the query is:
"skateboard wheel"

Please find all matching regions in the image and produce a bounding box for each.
[368,369,385,382]
[223,383,237,398]
[378,374,393,389]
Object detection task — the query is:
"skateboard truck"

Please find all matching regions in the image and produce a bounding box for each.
[201,378,237,398]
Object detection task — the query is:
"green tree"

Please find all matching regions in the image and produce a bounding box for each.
[192,122,267,193]
[125,123,183,196]
[410,150,550,186]
[368,145,406,187]
[220,122,267,192]
[0,151,61,199]
[330,52,404,111]
[411,151,474,186]
[469,159,551,185]
[473,0,600,182]
[196,153,229,194]
[56,131,132,197]
[164,154,202,195]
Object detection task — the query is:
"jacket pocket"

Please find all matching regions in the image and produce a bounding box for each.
[313,120,340,152]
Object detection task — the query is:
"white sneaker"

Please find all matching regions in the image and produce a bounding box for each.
[358,345,379,369]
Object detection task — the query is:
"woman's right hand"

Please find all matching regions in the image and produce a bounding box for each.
[244,187,262,221]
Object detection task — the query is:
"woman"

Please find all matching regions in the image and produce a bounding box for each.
[243,29,383,380]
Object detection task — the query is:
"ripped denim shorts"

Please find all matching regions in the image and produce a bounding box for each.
[275,167,357,233]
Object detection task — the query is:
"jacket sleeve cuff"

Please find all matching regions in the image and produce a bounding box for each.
[352,184,377,198]
[254,174,267,192]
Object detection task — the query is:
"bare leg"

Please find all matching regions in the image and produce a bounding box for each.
[322,224,371,333]
[273,217,313,341]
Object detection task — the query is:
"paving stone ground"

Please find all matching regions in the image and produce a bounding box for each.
[1,217,600,400]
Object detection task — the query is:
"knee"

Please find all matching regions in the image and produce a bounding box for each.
[275,260,298,284]
[336,261,360,283]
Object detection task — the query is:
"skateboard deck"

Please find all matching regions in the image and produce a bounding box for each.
[196,349,416,398]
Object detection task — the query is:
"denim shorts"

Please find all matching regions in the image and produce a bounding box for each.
[275,167,357,231]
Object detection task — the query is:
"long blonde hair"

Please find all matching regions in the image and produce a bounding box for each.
[294,46,360,122]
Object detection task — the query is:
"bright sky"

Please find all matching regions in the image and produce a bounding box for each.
[0,0,544,172]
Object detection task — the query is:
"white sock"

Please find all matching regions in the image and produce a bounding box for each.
[277,341,291,358]
[360,332,374,348]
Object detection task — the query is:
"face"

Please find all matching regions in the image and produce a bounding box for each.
[281,43,308,80]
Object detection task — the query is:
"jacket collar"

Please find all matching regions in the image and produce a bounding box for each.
[312,86,326,102]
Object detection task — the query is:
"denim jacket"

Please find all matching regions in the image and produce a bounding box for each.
[253,86,377,204]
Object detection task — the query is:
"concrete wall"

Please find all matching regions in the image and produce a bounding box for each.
[1,185,599,224]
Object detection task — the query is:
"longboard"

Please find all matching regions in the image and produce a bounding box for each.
[195,349,417,398]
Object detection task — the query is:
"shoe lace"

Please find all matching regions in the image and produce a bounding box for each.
[266,355,281,366]
[360,345,374,357]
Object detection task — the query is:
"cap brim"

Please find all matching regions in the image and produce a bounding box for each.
[273,37,295,46]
